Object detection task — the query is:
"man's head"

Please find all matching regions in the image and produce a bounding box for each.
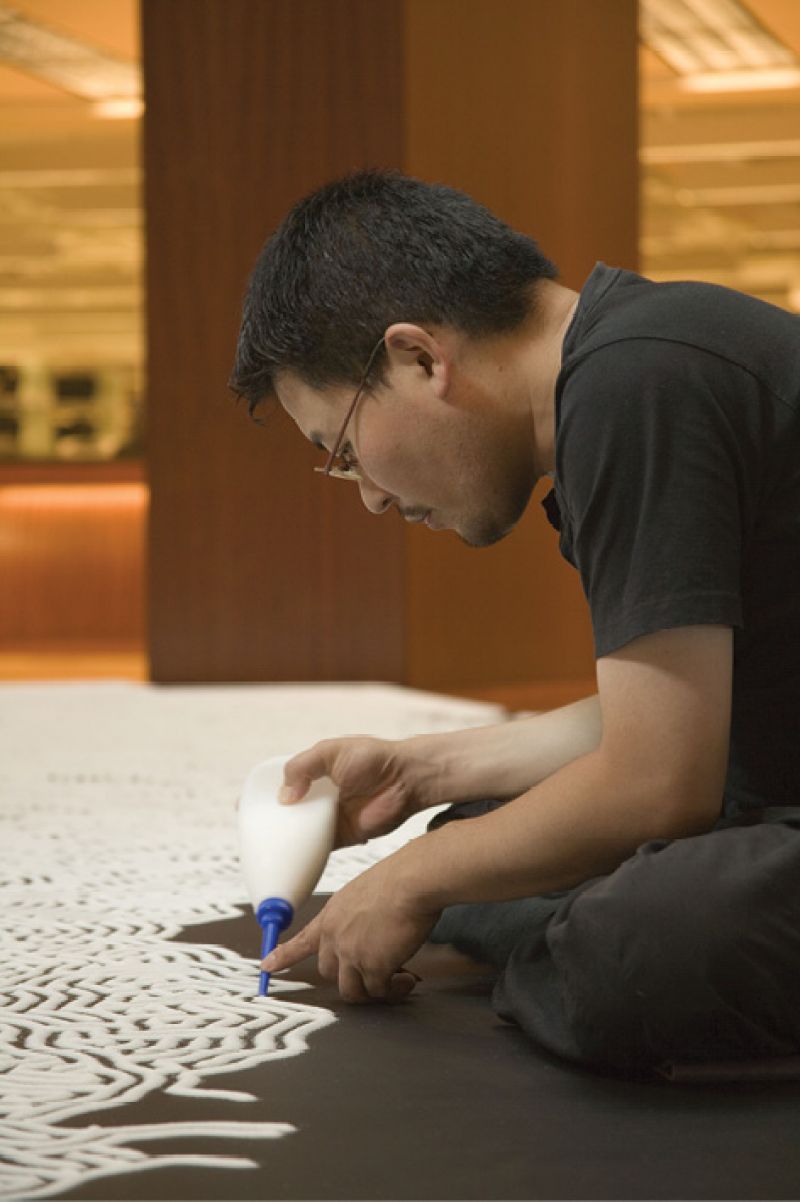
[230,169,559,546]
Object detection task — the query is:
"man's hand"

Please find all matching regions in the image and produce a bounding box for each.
[279,736,446,849]
[261,850,441,1002]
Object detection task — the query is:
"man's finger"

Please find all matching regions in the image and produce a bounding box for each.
[261,915,321,972]
[279,740,337,803]
[277,774,311,805]
[362,968,417,1002]
[339,963,370,1004]
[386,971,418,1002]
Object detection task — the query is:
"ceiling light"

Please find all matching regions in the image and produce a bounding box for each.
[641,140,800,164]
[640,0,798,79]
[0,4,140,104]
[0,168,139,189]
[726,27,794,68]
[677,182,800,206]
[681,66,800,92]
[93,98,144,120]
[645,30,706,74]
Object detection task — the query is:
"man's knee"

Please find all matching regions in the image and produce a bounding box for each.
[549,828,800,1067]
[499,825,800,1072]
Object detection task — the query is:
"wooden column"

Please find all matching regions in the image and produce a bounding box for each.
[143,0,406,682]
[143,0,638,690]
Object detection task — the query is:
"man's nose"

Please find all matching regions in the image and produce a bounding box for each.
[358,479,392,515]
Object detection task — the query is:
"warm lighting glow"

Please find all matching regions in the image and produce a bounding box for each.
[0,8,141,103]
[0,484,147,511]
[681,67,800,92]
[641,0,798,78]
[93,97,144,120]
[641,140,800,165]
[676,182,800,206]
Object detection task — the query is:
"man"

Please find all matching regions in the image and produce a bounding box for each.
[230,169,800,1075]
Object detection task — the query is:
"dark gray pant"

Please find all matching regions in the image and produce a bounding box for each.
[428,801,800,1075]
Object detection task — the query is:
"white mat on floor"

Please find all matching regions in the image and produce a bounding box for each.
[0,681,504,1200]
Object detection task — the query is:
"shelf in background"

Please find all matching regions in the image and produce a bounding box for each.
[0,461,145,486]
[0,642,148,681]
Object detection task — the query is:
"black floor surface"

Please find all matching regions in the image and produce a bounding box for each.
[61,896,800,1201]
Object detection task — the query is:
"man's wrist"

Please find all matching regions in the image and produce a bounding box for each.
[389,834,447,915]
[389,821,472,913]
[403,731,463,811]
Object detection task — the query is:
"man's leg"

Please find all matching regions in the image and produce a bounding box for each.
[427,799,598,1061]
[429,803,800,1074]
[494,811,800,1073]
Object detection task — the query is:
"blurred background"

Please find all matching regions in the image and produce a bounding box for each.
[0,0,797,706]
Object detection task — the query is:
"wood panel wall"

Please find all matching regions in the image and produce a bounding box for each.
[0,481,146,645]
[402,0,639,691]
[143,0,638,689]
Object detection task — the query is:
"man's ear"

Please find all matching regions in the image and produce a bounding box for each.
[383,323,451,396]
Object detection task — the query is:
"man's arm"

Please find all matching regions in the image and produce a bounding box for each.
[408,693,603,805]
[264,624,732,1000]
[399,624,733,907]
[276,693,604,848]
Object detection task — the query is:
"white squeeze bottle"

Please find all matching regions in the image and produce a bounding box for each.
[238,754,338,995]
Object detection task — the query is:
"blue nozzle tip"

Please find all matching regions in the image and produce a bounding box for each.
[255,897,294,998]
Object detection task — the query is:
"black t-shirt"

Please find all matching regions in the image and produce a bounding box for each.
[548,263,800,814]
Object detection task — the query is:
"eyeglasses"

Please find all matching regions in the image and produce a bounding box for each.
[313,337,385,481]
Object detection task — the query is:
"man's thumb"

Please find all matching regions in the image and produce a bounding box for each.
[278,773,311,805]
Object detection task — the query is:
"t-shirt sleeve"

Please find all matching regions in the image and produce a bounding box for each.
[556,339,750,658]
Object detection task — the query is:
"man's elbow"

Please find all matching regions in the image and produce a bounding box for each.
[662,787,723,837]
[601,749,725,842]
[646,761,725,839]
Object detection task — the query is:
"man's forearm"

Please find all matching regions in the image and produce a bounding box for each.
[396,745,707,909]
[408,694,602,808]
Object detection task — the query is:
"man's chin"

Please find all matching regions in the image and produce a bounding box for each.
[457,502,527,548]
[458,520,512,549]
[459,484,534,548]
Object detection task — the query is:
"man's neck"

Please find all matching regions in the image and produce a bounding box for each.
[516,279,581,478]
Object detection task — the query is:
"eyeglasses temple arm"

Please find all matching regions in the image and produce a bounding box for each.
[322,336,386,476]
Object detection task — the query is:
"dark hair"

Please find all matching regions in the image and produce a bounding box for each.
[230,169,557,416]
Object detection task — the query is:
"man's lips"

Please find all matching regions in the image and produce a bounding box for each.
[401,508,444,529]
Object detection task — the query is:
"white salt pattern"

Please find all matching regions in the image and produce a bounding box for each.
[0,683,503,1200]
[0,780,334,1200]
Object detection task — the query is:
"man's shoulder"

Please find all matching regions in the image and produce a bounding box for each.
[562,264,800,410]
